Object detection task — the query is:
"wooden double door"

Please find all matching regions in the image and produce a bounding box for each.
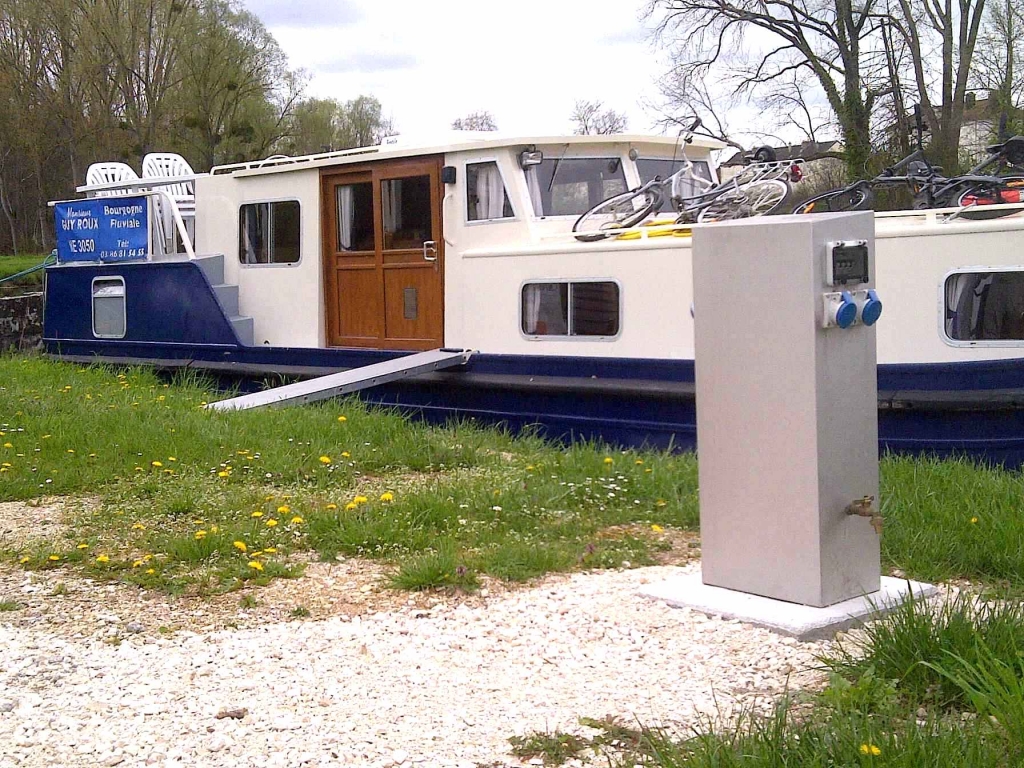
[321,157,444,350]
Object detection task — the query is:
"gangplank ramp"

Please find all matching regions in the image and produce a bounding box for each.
[206,348,475,412]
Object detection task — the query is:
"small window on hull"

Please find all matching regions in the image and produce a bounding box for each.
[92,277,126,338]
[522,281,620,338]
[945,270,1024,341]
[239,200,301,264]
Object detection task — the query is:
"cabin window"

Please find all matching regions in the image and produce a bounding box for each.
[92,277,126,339]
[382,175,431,250]
[336,182,375,251]
[944,270,1024,343]
[238,200,301,264]
[466,162,514,221]
[521,281,620,338]
[637,158,713,212]
[525,157,627,217]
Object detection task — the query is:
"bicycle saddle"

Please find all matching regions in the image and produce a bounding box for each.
[907,160,932,176]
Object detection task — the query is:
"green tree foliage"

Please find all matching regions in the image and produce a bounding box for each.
[0,0,394,253]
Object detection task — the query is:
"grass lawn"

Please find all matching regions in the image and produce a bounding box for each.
[0,253,49,290]
[0,355,697,593]
[5,354,1024,764]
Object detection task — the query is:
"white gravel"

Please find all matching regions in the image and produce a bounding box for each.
[0,563,827,768]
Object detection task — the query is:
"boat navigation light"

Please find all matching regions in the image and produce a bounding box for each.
[519,149,544,168]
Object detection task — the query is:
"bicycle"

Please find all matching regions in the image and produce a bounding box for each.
[572,120,801,241]
[792,135,1024,219]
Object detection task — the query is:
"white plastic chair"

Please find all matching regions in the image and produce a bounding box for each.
[85,162,139,197]
[142,152,196,252]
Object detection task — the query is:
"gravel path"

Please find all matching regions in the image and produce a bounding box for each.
[0,563,827,768]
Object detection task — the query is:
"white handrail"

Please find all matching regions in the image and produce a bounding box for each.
[151,188,195,259]
[76,174,204,195]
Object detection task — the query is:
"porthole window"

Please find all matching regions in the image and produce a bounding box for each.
[92,277,126,338]
[239,200,301,264]
[945,270,1024,343]
[521,280,620,338]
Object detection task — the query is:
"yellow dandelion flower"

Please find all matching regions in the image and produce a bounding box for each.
[603,457,614,464]
[48,555,60,562]
[134,466,144,472]
[151,460,163,468]
[325,503,337,510]
[291,516,304,524]
[319,455,331,465]
[971,516,979,524]
[354,495,368,504]
[277,505,290,514]
[77,543,89,550]
[651,524,665,533]
[66,449,75,454]
[345,502,358,511]
[265,519,278,528]
[218,470,231,478]
[157,395,166,401]
[132,559,144,568]
[251,550,263,557]
[143,554,153,561]
[1,462,10,468]
[168,456,176,462]
[635,459,644,465]
[645,468,652,473]
[132,523,146,530]
[248,561,264,572]
[3,443,12,449]
[95,554,110,564]
[859,744,881,756]
[264,547,277,554]
[145,568,155,575]
[41,434,51,439]
[19,556,30,564]
[341,451,351,458]
[233,541,247,552]
[380,492,395,502]
[194,530,207,540]
[337,415,347,422]
[251,511,263,518]
[655,499,667,507]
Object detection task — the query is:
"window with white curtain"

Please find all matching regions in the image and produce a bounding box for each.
[335,182,374,252]
[466,162,514,221]
[521,280,620,338]
[238,200,301,264]
[944,270,1024,342]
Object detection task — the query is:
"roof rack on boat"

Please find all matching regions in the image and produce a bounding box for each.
[211,145,380,175]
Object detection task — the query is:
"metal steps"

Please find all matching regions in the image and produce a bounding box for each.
[195,254,254,346]
[207,348,475,411]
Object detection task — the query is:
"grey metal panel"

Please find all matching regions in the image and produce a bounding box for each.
[207,348,475,411]
[692,212,879,608]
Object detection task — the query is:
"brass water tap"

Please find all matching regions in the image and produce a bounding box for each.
[845,495,883,534]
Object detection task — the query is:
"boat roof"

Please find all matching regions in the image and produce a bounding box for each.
[210,131,726,179]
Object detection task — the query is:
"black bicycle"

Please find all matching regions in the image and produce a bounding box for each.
[793,136,1024,218]
[573,120,800,241]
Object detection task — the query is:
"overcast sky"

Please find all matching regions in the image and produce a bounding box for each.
[241,0,670,138]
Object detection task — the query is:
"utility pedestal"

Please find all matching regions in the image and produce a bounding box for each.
[640,212,935,639]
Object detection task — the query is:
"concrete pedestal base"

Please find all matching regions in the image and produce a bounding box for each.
[639,572,938,641]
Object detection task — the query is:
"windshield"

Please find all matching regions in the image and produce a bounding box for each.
[526,157,627,216]
[636,158,713,212]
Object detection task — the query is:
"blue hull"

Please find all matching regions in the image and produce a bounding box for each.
[41,259,1024,467]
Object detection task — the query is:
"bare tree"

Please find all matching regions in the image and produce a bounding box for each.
[570,100,628,134]
[970,0,1023,137]
[451,111,497,131]
[882,0,988,171]
[646,0,884,178]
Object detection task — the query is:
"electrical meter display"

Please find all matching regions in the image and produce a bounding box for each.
[827,240,870,286]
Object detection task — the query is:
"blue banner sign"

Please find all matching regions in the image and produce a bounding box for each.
[54,197,149,263]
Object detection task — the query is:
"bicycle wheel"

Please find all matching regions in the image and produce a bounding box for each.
[955,176,1024,220]
[791,184,873,214]
[573,187,663,242]
[696,179,789,223]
